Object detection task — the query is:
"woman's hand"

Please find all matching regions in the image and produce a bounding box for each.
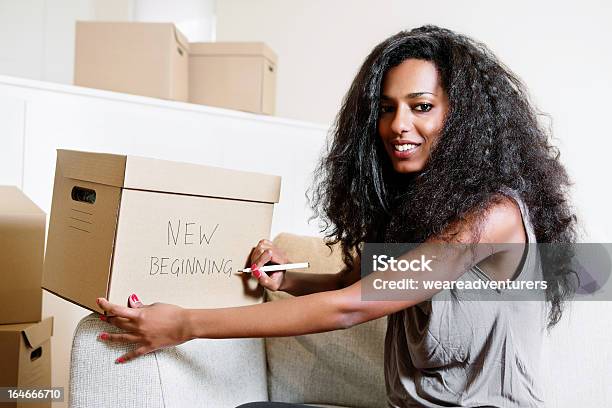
[96,294,193,364]
[249,239,290,291]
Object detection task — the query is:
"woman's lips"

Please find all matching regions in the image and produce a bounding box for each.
[391,143,420,159]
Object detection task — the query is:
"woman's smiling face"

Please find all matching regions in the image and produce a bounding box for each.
[378,58,449,174]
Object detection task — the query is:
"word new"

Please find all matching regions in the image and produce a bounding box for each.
[167,219,219,246]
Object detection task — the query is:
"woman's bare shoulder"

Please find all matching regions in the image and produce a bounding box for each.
[432,193,526,245]
[481,193,527,244]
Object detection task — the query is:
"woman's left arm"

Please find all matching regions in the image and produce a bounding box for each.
[98,274,424,364]
[98,194,524,363]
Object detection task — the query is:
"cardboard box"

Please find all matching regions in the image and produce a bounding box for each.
[74,21,189,101]
[189,42,277,115]
[0,317,53,408]
[0,186,45,324]
[43,150,281,314]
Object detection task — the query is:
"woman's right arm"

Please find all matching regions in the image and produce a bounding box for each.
[250,239,361,297]
[280,254,361,296]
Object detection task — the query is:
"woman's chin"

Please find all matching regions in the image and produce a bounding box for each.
[392,161,423,174]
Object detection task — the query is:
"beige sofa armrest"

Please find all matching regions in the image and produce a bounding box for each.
[69,313,268,407]
[272,233,346,276]
[264,233,387,408]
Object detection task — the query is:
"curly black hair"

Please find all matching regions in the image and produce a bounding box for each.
[309,25,578,328]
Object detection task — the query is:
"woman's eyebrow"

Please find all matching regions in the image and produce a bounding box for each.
[380,91,436,100]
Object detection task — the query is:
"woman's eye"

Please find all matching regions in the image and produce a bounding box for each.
[380,105,395,114]
[414,103,433,112]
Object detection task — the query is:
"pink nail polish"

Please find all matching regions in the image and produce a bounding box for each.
[99,333,109,340]
[99,315,107,321]
[115,357,125,364]
[131,293,140,302]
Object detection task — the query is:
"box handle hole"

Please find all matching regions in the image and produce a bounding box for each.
[71,186,96,204]
[178,47,184,56]
[268,65,274,73]
[30,347,42,361]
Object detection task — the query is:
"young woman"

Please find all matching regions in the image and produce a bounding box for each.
[96,25,577,407]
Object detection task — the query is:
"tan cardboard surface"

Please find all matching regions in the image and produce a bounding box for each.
[42,162,122,313]
[123,155,280,203]
[108,189,274,308]
[53,150,281,202]
[262,56,277,115]
[44,150,281,314]
[0,186,45,324]
[0,187,45,215]
[170,26,189,102]
[0,333,20,385]
[189,42,277,63]
[74,22,189,101]
[188,42,277,114]
[58,149,126,187]
[22,317,54,349]
[0,317,53,407]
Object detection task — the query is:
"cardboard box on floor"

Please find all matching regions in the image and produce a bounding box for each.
[43,150,281,314]
[0,317,53,408]
[189,42,277,115]
[74,21,189,101]
[0,186,45,324]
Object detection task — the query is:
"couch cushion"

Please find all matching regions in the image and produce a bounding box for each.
[70,313,268,407]
[265,233,387,408]
[70,314,164,407]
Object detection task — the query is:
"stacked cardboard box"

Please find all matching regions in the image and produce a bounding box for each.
[74,22,189,102]
[0,186,54,408]
[74,22,277,115]
[188,42,277,115]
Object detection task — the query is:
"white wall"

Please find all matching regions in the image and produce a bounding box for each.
[0,0,216,85]
[216,0,612,241]
[0,0,137,84]
[132,0,216,41]
[215,1,612,406]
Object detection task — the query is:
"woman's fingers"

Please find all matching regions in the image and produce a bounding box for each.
[115,345,152,364]
[250,240,290,271]
[101,315,137,331]
[98,331,140,344]
[251,260,284,291]
[97,297,139,319]
[251,250,273,283]
[250,241,272,264]
[254,248,273,269]
[251,264,271,285]
[128,293,144,308]
[96,300,189,365]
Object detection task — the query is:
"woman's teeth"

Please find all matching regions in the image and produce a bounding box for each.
[393,144,419,152]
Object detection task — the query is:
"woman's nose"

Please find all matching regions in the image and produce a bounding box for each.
[390,105,415,135]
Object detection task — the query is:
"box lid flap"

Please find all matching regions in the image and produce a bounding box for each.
[56,150,280,203]
[0,317,54,347]
[0,186,45,215]
[125,155,281,203]
[22,317,53,349]
[189,42,277,64]
[58,149,127,187]
[173,26,190,51]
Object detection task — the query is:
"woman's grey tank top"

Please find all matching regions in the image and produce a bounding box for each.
[384,188,547,407]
